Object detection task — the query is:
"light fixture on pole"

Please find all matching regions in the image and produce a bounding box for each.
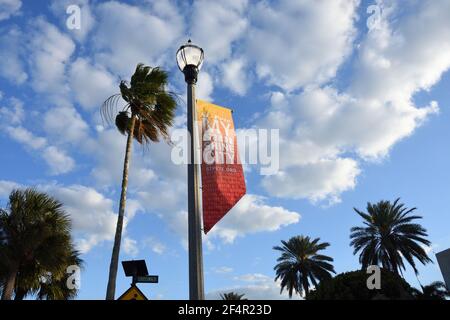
[176,39,205,300]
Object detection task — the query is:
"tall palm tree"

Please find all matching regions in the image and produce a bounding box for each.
[0,189,79,300]
[220,292,247,300]
[273,236,335,297]
[102,63,177,300]
[350,198,432,275]
[411,281,450,300]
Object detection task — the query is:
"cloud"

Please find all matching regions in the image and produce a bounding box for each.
[69,58,117,110]
[207,194,301,243]
[43,105,90,145]
[246,0,358,91]
[221,58,248,95]
[290,88,438,160]
[142,237,166,255]
[90,129,159,189]
[260,88,437,204]
[189,1,249,96]
[0,180,20,197]
[191,0,248,63]
[0,97,24,125]
[212,266,233,274]
[0,26,28,84]
[0,181,123,253]
[49,0,95,42]
[234,273,271,283]
[92,115,302,247]
[130,142,299,247]
[2,0,448,260]
[38,184,119,253]
[5,126,47,150]
[196,71,214,101]
[0,0,21,21]
[258,0,447,203]
[2,105,77,175]
[123,237,139,257]
[28,18,75,97]
[206,273,297,300]
[42,146,75,175]
[93,1,183,76]
[139,190,300,248]
[136,185,187,234]
[3,122,76,176]
[90,129,127,186]
[262,158,360,204]
[0,19,92,176]
[350,0,450,102]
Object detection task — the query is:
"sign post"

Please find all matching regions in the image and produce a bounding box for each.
[118,260,159,300]
[135,275,159,284]
[117,285,148,300]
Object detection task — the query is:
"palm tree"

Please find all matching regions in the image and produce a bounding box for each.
[220,292,247,300]
[0,189,80,300]
[412,281,450,300]
[13,248,83,300]
[350,198,432,275]
[102,63,177,300]
[273,236,335,297]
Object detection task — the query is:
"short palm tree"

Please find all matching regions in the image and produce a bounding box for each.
[412,281,450,300]
[350,198,432,275]
[0,189,80,300]
[220,292,247,300]
[274,236,336,297]
[13,248,83,300]
[102,63,177,300]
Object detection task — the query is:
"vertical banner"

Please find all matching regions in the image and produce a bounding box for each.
[196,100,246,234]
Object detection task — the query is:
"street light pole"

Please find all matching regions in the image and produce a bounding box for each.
[177,40,205,300]
[186,67,204,300]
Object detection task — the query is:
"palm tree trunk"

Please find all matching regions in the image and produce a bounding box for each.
[1,265,18,300]
[105,114,136,300]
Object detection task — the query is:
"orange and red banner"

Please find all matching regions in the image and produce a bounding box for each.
[196,100,246,234]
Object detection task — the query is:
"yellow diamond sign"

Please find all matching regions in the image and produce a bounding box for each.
[117,285,148,300]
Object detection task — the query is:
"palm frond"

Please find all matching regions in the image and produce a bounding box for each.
[350,198,432,275]
[115,111,130,135]
[273,235,335,298]
[0,188,81,300]
[101,94,126,125]
[100,63,179,147]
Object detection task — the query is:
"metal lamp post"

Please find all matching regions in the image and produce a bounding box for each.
[176,39,205,300]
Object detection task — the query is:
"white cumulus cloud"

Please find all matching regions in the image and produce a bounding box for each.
[258,0,448,203]
[69,58,117,110]
[123,237,139,257]
[247,0,359,91]
[93,1,183,76]
[207,273,298,300]
[0,0,21,21]
[207,194,301,243]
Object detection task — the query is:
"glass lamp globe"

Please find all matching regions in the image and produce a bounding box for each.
[176,39,204,72]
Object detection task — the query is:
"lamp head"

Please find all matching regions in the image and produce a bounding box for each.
[176,39,204,84]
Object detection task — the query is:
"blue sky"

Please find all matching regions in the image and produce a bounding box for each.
[0,0,449,299]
